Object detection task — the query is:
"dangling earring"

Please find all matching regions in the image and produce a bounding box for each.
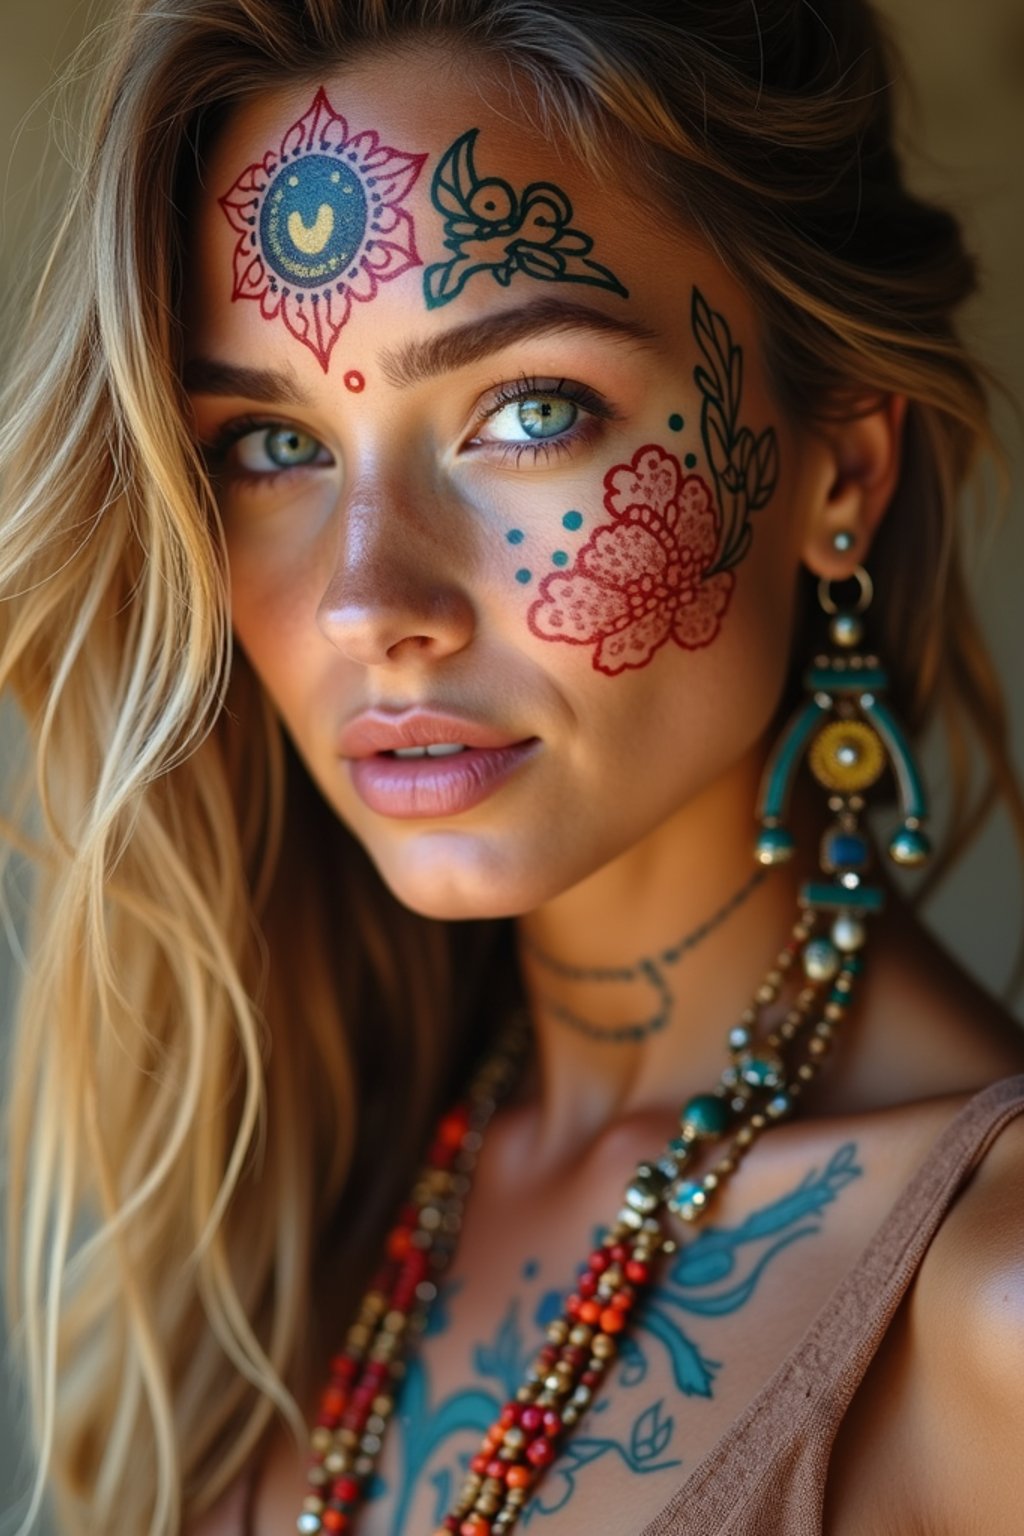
[753,553,931,954]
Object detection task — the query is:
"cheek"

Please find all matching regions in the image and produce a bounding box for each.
[523,441,739,677]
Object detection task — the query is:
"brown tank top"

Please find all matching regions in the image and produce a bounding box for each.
[219,1075,1024,1536]
[637,1074,1024,1535]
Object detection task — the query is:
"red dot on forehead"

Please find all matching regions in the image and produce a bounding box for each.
[344,369,366,393]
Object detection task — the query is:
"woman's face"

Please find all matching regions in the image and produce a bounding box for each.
[186,51,822,919]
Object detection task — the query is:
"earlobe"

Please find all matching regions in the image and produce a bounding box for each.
[801,394,907,578]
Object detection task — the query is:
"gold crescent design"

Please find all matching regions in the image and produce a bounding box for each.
[288,204,335,255]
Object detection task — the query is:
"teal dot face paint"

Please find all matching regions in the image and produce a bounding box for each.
[685,452,698,469]
[552,551,569,567]
[562,511,583,531]
[506,529,525,545]
[515,568,532,584]
[668,413,684,432]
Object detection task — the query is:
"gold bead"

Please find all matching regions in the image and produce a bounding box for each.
[311,1427,332,1454]
[808,1037,829,1057]
[798,1063,815,1082]
[302,1495,325,1514]
[569,1325,593,1347]
[591,1333,616,1359]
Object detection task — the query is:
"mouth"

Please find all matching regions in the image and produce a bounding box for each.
[338,709,539,820]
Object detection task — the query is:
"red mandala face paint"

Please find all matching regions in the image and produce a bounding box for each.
[218,88,426,372]
[344,370,366,393]
[527,443,735,675]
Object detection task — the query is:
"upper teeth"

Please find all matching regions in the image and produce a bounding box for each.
[391,743,468,758]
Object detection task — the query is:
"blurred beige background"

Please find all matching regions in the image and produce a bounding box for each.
[1,0,1022,1528]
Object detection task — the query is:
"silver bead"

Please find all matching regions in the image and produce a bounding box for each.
[802,937,840,981]
[831,914,867,952]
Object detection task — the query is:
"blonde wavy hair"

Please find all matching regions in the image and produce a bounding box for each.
[1,1,1020,1532]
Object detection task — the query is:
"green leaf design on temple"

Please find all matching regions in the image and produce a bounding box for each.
[692,286,779,573]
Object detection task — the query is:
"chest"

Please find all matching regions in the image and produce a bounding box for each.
[247,1114,939,1536]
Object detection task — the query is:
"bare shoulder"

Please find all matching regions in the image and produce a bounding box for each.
[917,1103,1024,1390]
[906,1104,1024,1532]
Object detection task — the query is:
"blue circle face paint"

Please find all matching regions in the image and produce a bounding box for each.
[515,568,532,584]
[685,452,698,469]
[260,155,368,285]
[668,413,684,432]
[506,528,525,545]
[562,510,583,531]
[552,550,569,567]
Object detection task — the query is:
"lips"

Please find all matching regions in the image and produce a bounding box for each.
[338,708,539,819]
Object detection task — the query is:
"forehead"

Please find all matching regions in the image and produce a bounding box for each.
[188,47,750,378]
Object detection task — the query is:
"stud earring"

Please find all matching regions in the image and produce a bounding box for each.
[831,530,856,554]
[754,564,931,950]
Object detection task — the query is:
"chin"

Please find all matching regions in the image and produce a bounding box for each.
[366,831,563,922]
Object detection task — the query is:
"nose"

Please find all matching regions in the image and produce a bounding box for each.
[316,483,477,667]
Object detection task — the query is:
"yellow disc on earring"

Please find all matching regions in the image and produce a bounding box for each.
[808,720,885,792]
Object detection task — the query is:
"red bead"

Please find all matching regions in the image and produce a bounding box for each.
[438,1108,470,1148]
[526,1436,555,1468]
[460,1517,490,1536]
[587,1250,610,1273]
[566,1295,581,1317]
[610,1244,628,1263]
[322,1387,346,1416]
[610,1290,634,1312]
[470,1453,489,1475]
[578,1272,598,1298]
[321,1513,347,1533]
[444,1520,461,1534]
[563,1345,587,1368]
[499,1402,520,1428]
[538,1345,559,1366]
[625,1260,651,1285]
[486,1458,507,1481]
[520,1406,543,1434]
[579,1300,601,1326]
[582,1370,601,1388]
[542,1410,562,1438]
[332,1477,361,1503]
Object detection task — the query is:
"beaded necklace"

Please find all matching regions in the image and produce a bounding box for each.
[294,902,865,1536]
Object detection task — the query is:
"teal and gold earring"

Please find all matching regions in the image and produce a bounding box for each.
[755,559,931,949]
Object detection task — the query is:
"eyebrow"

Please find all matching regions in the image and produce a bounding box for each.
[181,357,310,404]
[380,298,659,387]
[182,298,660,403]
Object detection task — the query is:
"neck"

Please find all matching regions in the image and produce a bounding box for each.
[514,743,809,1167]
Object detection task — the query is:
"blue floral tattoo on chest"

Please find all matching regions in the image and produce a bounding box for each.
[370,1142,861,1529]
[424,129,628,309]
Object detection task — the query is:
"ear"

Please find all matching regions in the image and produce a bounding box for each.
[800,394,908,579]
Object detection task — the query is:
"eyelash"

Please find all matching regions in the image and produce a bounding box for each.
[471,376,616,464]
[201,414,325,491]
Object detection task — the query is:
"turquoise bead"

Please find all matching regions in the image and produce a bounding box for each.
[889,826,931,867]
[668,1179,707,1219]
[680,1093,729,1138]
[738,1051,784,1089]
[755,826,795,865]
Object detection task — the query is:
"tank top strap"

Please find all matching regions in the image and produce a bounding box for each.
[639,1074,1024,1535]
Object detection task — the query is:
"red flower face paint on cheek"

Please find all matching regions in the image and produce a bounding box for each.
[344,370,366,393]
[527,444,735,675]
[218,88,426,372]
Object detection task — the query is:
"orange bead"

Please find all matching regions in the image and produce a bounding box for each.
[387,1228,411,1260]
[579,1300,601,1326]
[506,1465,533,1490]
[600,1308,626,1334]
[322,1513,347,1533]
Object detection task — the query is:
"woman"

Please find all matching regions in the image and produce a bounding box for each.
[2,1,1023,1533]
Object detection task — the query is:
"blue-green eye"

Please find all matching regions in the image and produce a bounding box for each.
[488,396,580,443]
[235,425,329,471]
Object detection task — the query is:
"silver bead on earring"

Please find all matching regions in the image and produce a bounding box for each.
[831,530,856,554]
